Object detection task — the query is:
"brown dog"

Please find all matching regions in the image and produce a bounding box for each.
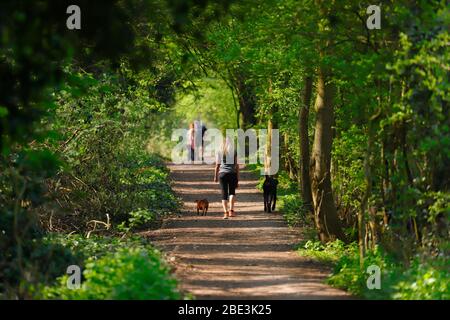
[195,199,209,216]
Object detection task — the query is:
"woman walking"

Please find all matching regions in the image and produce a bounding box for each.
[187,122,195,162]
[214,137,239,219]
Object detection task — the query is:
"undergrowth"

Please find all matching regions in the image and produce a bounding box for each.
[39,234,182,300]
[280,182,449,300]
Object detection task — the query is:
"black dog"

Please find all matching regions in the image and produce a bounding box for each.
[263,175,278,213]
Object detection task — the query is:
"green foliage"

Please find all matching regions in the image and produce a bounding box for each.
[297,240,348,265]
[41,71,181,231]
[329,245,450,300]
[327,244,396,299]
[332,125,366,211]
[276,171,298,194]
[43,234,143,261]
[279,194,308,228]
[298,240,450,300]
[0,59,182,296]
[115,157,180,231]
[122,209,156,232]
[41,236,180,300]
[0,147,67,297]
[0,0,230,300]
[0,234,76,299]
[393,256,450,300]
[1,0,449,300]
[173,77,238,131]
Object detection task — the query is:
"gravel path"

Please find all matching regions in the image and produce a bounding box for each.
[144,162,350,299]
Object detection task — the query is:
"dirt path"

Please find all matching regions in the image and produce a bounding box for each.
[144,162,350,299]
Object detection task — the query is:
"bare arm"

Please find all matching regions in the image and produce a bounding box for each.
[214,163,220,182]
[235,155,239,188]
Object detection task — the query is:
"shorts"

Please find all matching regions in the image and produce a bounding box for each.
[219,172,238,200]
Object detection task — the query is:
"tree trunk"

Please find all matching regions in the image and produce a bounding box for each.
[284,132,297,180]
[235,73,257,129]
[299,75,314,214]
[310,68,345,242]
[264,78,273,174]
[265,118,273,174]
[359,125,373,265]
[230,85,241,129]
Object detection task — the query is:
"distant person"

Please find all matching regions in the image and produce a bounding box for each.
[214,137,239,219]
[201,122,207,160]
[194,119,207,161]
[193,119,201,133]
[187,122,195,162]
[192,119,205,161]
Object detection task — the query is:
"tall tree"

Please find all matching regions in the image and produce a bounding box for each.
[298,75,314,213]
[309,0,345,241]
[311,68,345,241]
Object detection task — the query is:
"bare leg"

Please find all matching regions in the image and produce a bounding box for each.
[201,142,205,162]
[221,200,228,212]
[229,195,236,216]
[222,200,229,219]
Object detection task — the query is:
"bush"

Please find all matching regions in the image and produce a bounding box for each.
[393,255,450,300]
[297,239,347,265]
[38,72,181,234]
[279,194,309,227]
[299,239,450,299]
[43,234,144,261]
[41,235,181,300]
[115,157,180,231]
[0,235,76,299]
[327,243,397,299]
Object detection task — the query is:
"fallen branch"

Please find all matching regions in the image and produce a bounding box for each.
[86,214,111,238]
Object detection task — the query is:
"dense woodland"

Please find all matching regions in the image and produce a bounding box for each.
[0,0,448,299]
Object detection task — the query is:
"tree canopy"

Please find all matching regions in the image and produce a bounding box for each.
[0,0,448,300]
